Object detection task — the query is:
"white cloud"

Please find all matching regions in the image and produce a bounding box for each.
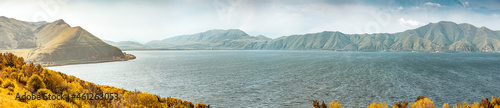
[412,6,421,10]
[398,18,422,28]
[397,6,403,11]
[424,2,444,7]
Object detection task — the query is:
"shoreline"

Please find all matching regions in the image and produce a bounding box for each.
[40,59,135,67]
[121,49,500,53]
[28,49,500,67]
[35,53,136,67]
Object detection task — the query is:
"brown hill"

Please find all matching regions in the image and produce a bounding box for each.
[0,16,129,66]
[0,16,37,50]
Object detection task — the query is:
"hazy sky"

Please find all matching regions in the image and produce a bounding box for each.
[1,0,499,43]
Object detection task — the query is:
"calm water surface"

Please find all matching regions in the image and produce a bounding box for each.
[48,50,500,107]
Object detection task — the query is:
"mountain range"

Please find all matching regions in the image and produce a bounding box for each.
[109,21,500,52]
[0,16,129,66]
[3,15,500,66]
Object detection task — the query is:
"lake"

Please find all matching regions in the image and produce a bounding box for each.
[47,50,500,107]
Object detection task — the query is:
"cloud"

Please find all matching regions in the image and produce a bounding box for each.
[414,6,420,9]
[397,6,403,11]
[424,2,444,7]
[398,18,422,28]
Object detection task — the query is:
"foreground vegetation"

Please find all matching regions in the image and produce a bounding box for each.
[314,95,500,108]
[0,53,208,108]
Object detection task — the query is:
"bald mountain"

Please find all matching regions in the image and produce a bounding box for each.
[146,21,500,52]
[0,16,130,66]
[103,40,149,50]
[145,29,271,50]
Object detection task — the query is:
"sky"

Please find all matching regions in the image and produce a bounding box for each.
[0,0,500,43]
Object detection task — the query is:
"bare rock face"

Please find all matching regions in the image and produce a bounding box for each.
[0,16,125,66]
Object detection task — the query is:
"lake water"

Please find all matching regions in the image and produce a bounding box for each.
[47,50,500,107]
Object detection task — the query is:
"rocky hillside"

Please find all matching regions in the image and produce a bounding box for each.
[146,21,500,52]
[0,16,130,66]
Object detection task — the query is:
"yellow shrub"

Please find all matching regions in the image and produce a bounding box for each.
[10,72,17,79]
[329,100,344,108]
[46,100,78,108]
[313,100,320,108]
[195,102,207,108]
[492,96,500,108]
[454,102,479,108]
[411,98,436,108]
[67,81,83,93]
[40,69,66,93]
[17,72,24,81]
[1,79,16,93]
[27,100,47,108]
[1,79,16,88]
[442,103,449,108]
[26,74,46,92]
[37,88,53,96]
[368,101,388,108]
[136,92,163,107]
[393,101,408,108]
[2,66,15,75]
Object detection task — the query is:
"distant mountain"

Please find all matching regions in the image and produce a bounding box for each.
[264,31,359,50]
[146,21,500,52]
[145,29,271,49]
[103,40,149,50]
[0,16,130,66]
[264,21,500,52]
[394,0,466,8]
[30,21,49,25]
[0,16,38,50]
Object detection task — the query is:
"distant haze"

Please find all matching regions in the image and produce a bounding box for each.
[1,0,499,43]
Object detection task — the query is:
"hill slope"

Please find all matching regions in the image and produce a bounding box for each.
[145,21,500,52]
[103,40,149,50]
[145,29,271,50]
[0,16,130,66]
[0,16,37,50]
